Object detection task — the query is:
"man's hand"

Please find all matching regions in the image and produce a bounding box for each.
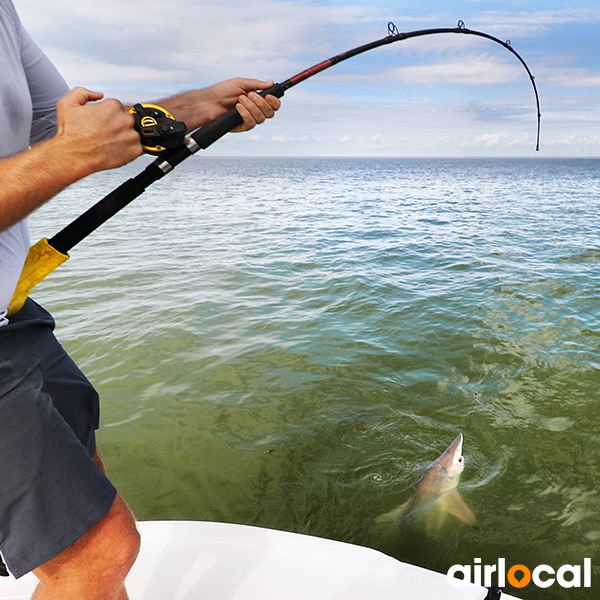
[54,87,143,177]
[158,78,281,133]
[201,78,280,132]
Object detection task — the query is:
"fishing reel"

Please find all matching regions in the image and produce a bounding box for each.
[130,103,187,155]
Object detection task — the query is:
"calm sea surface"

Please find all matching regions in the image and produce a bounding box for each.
[28,157,599,598]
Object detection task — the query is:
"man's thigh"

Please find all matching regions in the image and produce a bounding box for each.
[0,327,116,579]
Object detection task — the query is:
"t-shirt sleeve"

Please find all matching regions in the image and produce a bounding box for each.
[15,11,70,144]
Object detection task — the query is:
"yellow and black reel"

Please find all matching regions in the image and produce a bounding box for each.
[129,103,187,155]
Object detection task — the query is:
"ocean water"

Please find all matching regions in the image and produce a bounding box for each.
[28,157,599,599]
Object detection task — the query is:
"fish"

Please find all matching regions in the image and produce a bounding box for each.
[377,433,476,532]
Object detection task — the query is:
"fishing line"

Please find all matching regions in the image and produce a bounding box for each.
[8,20,542,315]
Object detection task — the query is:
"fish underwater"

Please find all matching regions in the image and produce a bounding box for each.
[377,433,476,533]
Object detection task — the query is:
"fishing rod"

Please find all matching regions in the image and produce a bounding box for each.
[8,20,541,316]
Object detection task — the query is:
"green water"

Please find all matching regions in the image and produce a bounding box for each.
[29,157,600,598]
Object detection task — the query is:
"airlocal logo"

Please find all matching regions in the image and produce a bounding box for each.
[447,558,592,589]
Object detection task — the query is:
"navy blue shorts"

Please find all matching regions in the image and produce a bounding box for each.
[0,299,117,578]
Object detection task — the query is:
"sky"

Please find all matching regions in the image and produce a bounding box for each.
[13,0,600,157]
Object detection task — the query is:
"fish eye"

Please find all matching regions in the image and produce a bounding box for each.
[458,456,464,463]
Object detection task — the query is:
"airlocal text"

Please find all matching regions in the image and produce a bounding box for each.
[447,558,591,589]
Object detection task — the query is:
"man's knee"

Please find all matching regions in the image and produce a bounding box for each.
[99,494,140,577]
[34,494,140,597]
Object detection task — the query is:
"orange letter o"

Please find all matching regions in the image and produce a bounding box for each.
[508,565,532,588]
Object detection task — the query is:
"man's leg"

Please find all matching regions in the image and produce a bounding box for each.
[0,304,138,593]
[32,452,140,600]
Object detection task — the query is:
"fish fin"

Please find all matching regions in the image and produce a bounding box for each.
[418,504,447,537]
[376,501,410,523]
[444,489,476,526]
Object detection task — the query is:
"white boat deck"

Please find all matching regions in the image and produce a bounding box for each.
[0,521,520,600]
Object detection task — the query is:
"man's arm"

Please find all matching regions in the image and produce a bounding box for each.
[0,87,142,233]
[0,80,281,234]
[154,78,281,133]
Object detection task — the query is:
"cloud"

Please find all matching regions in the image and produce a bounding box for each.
[469,8,600,36]
[16,0,384,89]
[387,54,524,86]
[460,131,531,147]
[546,133,600,147]
[20,1,573,93]
[543,68,600,88]
[17,1,598,98]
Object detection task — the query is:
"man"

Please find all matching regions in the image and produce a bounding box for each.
[0,0,280,597]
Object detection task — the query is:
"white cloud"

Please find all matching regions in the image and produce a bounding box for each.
[387,55,523,86]
[460,131,531,147]
[15,0,383,88]
[470,8,600,36]
[547,133,600,147]
[543,68,600,88]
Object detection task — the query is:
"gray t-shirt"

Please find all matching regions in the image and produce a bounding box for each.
[0,0,69,325]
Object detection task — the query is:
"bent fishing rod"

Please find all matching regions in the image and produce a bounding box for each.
[8,20,541,316]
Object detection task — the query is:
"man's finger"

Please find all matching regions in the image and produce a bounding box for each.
[238,95,266,125]
[62,87,104,107]
[235,79,275,93]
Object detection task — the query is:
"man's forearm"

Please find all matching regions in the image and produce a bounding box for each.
[0,138,90,232]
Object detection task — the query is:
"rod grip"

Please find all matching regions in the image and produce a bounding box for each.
[191,83,284,150]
